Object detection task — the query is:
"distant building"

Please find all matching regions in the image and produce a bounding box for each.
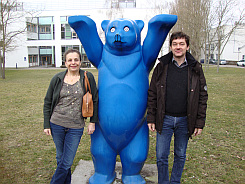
[201,24,245,63]
[5,0,172,68]
[3,0,245,68]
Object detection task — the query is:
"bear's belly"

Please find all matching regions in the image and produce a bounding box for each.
[98,83,147,151]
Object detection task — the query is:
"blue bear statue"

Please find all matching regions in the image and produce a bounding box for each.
[69,14,177,184]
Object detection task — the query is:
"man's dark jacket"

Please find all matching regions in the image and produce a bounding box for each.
[147,52,208,137]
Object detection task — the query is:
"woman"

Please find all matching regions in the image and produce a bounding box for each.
[43,49,98,184]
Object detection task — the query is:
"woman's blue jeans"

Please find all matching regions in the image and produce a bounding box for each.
[156,115,189,184]
[50,122,84,184]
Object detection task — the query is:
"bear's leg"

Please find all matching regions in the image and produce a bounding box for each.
[120,120,149,184]
[89,124,117,184]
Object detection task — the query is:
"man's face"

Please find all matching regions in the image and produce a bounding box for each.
[170,38,189,58]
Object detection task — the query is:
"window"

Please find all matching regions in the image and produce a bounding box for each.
[83,55,88,62]
[205,44,209,51]
[60,16,68,22]
[111,0,136,8]
[119,0,136,8]
[28,55,38,67]
[26,17,38,40]
[40,46,52,49]
[37,17,54,40]
[53,24,55,40]
[72,31,78,39]
[39,46,53,66]
[39,25,51,34]
[111,0,118,8]
[15,2,24,11]
[7,2,23,11]
[61,25,65,39]
[27,23,37,33]
[39,17,53,24]
[61,24,78,39]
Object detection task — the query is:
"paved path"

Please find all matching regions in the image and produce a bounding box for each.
[71,160,158,184]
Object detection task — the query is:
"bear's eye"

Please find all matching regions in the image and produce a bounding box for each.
[124,26,129,32]
[110,27,115,33]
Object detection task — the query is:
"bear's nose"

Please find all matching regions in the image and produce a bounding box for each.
[114,34,121,42]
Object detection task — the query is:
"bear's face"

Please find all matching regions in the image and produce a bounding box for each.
[102,19,144,54]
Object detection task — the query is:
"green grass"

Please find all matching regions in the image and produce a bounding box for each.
[0,67,244,183]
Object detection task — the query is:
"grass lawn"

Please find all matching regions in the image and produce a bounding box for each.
[0,66,244,183]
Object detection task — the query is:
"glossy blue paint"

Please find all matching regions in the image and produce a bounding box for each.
[69,14,177,184]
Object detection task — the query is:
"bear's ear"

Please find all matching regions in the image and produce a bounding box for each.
[135,20,144,33]
[101,20,110,32]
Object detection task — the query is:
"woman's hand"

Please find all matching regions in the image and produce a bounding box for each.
[148,123,156,132]
[87,123,95,135]
[44,129,51,135]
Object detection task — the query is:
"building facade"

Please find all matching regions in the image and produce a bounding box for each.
[3,0,245,68]
[5,0,172,68]
[201,24,245,63]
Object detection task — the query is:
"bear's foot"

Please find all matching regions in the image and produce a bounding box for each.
[122,174,146,184]
[89,172,116,184]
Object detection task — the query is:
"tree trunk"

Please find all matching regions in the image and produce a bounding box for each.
[204,35,207,72]
[1,0,5,79]
[2,56,5,79]
[217,38,220,73]
[0,59,2,78]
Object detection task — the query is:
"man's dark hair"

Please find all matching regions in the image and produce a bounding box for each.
[63,49,81,62]
[170,32,190,47]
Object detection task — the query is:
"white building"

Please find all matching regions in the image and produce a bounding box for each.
[3,0,245,68]
[4,0,172,68]
[201,24,245,63]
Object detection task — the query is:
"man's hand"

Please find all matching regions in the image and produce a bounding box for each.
[87,123,95,135]
[148,123,156,132]
[44,129,51,135]
[194,128,202,136]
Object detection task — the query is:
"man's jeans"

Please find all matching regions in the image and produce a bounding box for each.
[50,122,84,184]
[156,115,189,184]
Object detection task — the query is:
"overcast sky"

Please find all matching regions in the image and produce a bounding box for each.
[21,0,107,10]
[21,0,174,11]
[21,0,244,19]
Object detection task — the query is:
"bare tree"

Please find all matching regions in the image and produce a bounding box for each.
[201,0,220,72]
[169,0,211,63]
[211,0,244,72]
[144,0,172,56]
[105,0,125,20]
[201,0,211,71]
[94,0,125,44]
[0,0,29,79]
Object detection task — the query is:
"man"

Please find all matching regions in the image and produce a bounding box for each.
[147,31,208,184]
